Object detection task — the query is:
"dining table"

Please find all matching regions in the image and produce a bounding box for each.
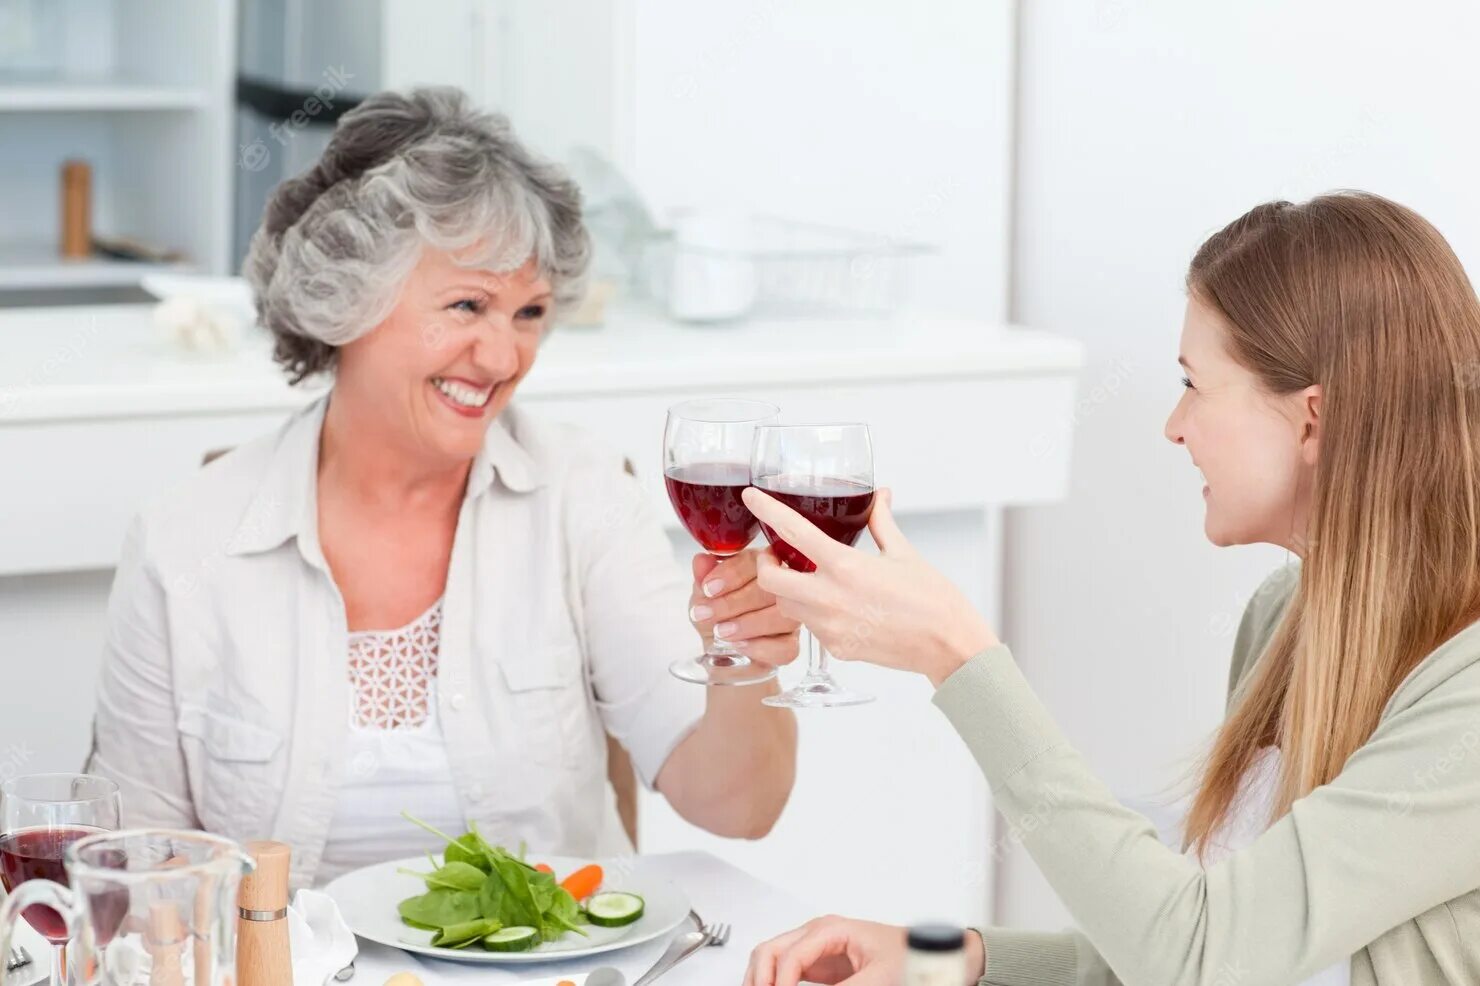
[2,851,814,986]
[351,851,816,985]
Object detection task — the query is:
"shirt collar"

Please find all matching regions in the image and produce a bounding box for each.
[228,394,545,558]
[226,397,327,558]
[467,406,545,497]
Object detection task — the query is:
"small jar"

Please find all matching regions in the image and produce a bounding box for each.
[904,923,967,986]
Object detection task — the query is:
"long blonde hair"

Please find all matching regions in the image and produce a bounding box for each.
[1180,191,1480,858]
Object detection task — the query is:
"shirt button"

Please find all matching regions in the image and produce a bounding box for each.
[449,692,467,711]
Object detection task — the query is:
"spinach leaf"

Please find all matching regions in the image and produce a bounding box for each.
[488,851,543,928]
[423,861,487,892]
[430,917,502,948]
[445,833,492,873]
[543,888,589,940]
[398,888,480,930]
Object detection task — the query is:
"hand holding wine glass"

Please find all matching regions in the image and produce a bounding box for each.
[686,549,803,668]
[741,485,1001,687]
[665,398,784,686]
[750,423,879,708]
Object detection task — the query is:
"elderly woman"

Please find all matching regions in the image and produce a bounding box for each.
[87,87,799,889]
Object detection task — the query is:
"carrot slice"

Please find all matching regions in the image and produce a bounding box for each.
[559,863,603,901]
[534,862,554,874]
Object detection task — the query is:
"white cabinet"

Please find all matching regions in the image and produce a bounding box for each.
[0,0,236,290]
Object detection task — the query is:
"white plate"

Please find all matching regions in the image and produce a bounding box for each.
[325,854,690,965]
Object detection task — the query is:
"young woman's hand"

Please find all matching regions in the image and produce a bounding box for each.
[740,487,999,685]
[744,915,987,986]
[687,547,802,667]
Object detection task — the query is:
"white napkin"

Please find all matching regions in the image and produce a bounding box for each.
[84,888,357,986]
[287,889,359,986]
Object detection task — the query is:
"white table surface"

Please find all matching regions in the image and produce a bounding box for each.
[351,851,817,985]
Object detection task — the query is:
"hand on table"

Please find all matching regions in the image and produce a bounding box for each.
[744,915,986,986]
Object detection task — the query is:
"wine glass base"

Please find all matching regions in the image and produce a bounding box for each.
[762,676,875,709]
[669,654,778,687]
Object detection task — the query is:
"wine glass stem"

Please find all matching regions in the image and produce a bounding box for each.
[806,626,830,678]
[52,940,67,986]
[706,553,740,659]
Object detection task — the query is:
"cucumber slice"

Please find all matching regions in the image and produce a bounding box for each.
[482,926,540,952]
[585,891,645,927]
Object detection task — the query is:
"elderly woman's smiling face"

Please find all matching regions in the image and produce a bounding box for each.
[333,245,552,463]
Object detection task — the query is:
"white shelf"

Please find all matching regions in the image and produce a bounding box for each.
[0,242,192,290]
[0,79,209,112]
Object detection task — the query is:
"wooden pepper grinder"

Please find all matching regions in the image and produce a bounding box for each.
[237,840,293,986]
[144,903,186,986]
[60,160,91,259]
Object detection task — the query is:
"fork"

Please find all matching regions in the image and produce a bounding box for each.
[5,946,32,973]
[704,922,731,947]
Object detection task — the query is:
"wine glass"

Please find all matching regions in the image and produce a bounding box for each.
[665,398,781,686]
[0,773,122,986]
[751,423,877,708]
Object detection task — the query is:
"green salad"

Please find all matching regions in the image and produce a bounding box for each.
[394,813,642,952]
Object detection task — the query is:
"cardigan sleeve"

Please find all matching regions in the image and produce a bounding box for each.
[966,563,1302,986]
[946,600,1480,986]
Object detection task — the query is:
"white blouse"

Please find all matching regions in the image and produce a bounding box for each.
[89,396,707,889]
[1197,747,1350,986]
[318,598,465,885]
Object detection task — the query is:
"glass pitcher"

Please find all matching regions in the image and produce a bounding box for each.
[0,829,254,985]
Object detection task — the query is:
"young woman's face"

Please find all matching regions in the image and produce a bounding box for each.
[1164,297,1318,550]
[334,246,552,464]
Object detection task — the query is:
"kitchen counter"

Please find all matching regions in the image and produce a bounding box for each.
[0,302,1081,423]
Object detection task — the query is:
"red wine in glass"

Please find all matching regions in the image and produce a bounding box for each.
[665,462,759,555]
[751,422,877,708]
[0,772,121,986]
[664,398,781,687]
[752,475,875,573]
[0,825,106,942]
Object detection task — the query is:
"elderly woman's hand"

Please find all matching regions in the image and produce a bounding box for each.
[739,487,999,686]
[687,548,802,667]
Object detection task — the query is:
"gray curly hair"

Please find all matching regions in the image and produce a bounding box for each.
[244,86,591,383]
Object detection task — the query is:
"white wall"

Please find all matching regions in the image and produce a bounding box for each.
[1003,0,1480,929]
[621,0,1015,320]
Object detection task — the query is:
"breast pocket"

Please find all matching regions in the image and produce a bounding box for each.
[176,703,283,832]
[497,647,591,770]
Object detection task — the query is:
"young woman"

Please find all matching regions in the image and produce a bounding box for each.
[743,192,1480,986]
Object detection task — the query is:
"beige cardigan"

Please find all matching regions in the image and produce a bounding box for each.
[937,564,1480,986]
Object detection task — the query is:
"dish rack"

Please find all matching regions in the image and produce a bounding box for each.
[647,215,933,321]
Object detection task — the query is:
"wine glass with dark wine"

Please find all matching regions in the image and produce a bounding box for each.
[665,398,782,686]
[0,773,121,986]
[751,423,877,708]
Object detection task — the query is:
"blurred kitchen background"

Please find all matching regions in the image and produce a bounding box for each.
[3,0,1477,939]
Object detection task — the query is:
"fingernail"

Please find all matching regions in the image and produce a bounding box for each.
[703,579,724,598]
[714,621,738,639]
[690,604,713,623]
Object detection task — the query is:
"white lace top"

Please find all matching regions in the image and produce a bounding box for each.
[318,598,467,885]
[1198,747,1350,986]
